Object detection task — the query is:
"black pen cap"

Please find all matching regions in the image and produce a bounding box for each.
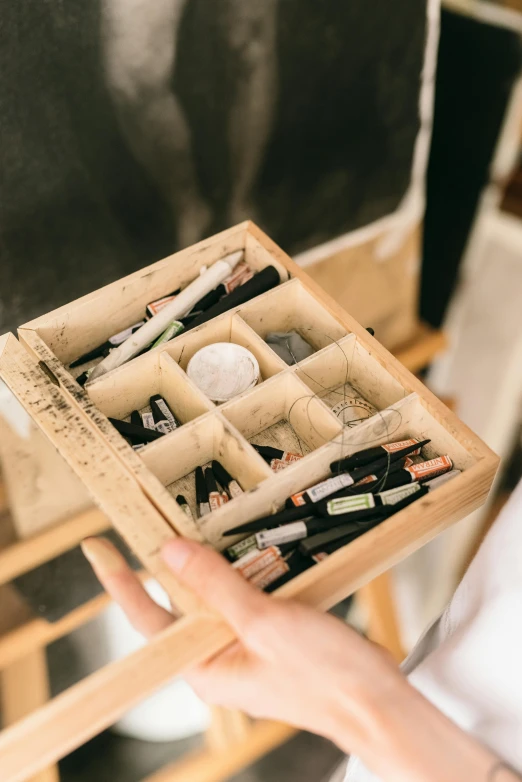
[176,494,188,507]
[130,410,142,427]
[205,467,220,495]
[190,285,225,314]
[108,417,163,443]
[299,521,375,557]
[195,466,208,504]
[185,266,280,332]
[251,444,283,462]
[330,439,430,475]
[211,460,234,490]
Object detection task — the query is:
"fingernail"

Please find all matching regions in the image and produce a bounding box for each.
[81,537,125,576]
[162,538,195,572]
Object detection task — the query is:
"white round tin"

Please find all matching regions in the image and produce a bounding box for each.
[187,342,260,402]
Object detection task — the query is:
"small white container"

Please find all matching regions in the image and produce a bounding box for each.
[187,343,260,402]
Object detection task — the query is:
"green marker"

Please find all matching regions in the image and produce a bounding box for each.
[152,320,185,348]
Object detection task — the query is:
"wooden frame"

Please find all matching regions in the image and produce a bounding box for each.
[0,222,498,782]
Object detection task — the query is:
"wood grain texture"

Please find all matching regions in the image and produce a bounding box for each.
[0,641,59,782]
[0,615,235,782]
[0,334,200,614]
[0,507,109,586]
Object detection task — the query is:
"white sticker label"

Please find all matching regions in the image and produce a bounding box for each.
[306,474,354,503]
[256,522,308,547]
[326,493,376,516]
[199,501,210,517]
[141,412,155,430]
[228,480,244,498]
[155,398,178,431]
[109,321,145,346]
[379,483,421,506]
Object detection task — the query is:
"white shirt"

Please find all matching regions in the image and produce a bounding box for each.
[345,478,522,780]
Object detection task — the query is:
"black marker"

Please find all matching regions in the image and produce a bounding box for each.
[150,394,179,434]
[76,370,89,387]
[205,468,229,512]
[329,439,430,475]
[108,417,164,443]
[299,519,385,557]
[195,466,210,518]
[184,266,280,331]
[252,444,302,470]
[286,458,410,507]
[211,460,243,499]
[176,494,195,522]
[69,321,146,368]
[223,505,317,536]
[129,410,146,450]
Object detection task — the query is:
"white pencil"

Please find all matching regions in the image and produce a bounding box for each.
[88,250,244,382]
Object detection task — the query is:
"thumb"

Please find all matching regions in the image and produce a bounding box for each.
[162,538,270,636]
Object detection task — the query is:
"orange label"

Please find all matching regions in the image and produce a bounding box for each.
[234,547,281,580]
[354,474,378,486]
[383,438,420,454]
[290,490,307,507]
[223,262,254,293]
[147,294,177,317]
[406,455,452,481]
[209,492,229,512]
[250,559,289,589]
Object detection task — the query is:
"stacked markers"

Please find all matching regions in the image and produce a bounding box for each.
[73,258,281,386]
[108,394,180,449]
[193,461,245,519]
[222,438,461,593]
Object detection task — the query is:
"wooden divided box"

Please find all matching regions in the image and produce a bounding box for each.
[0,222,498,780]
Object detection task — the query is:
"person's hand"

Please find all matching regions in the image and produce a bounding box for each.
[81,536,401,756]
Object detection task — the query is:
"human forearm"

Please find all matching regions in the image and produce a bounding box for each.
[332,673,519,782]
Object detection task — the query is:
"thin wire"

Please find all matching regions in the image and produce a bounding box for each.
[284,328,404,490]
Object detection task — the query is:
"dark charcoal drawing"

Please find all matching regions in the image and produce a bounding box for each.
[0,0,427,334]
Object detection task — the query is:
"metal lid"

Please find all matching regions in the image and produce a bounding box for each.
[187,343,260,403]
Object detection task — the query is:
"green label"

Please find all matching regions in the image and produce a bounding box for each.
[379,483,420,506]
[326,493,375,516]
[152,320,185,348]
[226,534,257,560]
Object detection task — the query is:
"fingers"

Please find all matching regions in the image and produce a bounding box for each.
[162,538,270,637]
[82,537,174,639]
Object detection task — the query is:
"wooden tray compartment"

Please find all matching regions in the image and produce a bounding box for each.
[295,333,407,418]
[220,371,343,459]
[85,350,213,425]
[238,278,349,356]
[199,391,480,550]
[163,312,288,387]
[140,412,271,524]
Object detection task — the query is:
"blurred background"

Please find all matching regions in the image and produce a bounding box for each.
[1,0,522,780]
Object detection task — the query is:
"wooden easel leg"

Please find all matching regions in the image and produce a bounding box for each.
[0,648,60,782]
[358,571,405,663]
[205,708,252,753]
